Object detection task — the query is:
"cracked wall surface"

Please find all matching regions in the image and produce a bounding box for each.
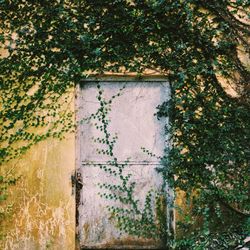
[1,122,75,250]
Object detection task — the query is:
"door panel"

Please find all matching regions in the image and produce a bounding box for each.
[76,81,170,249]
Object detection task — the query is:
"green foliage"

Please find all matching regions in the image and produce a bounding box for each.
[0,173,18,240]
[89,84,168,241]
[175,227,247,250]
[0,175,17,202]
[0,0,249,248]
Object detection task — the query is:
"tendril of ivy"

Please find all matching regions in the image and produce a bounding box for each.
[88,83,168,241]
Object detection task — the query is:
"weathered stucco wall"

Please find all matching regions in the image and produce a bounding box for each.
[0,41,76,248]
[0,117,75,249]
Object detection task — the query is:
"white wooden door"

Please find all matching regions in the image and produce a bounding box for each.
[76,79,171,249]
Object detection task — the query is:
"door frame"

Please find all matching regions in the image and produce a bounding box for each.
[75,75,175,248]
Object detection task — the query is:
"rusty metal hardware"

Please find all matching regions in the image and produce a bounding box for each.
[71,171,83,195]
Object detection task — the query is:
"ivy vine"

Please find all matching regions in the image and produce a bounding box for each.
[88,83,168,242]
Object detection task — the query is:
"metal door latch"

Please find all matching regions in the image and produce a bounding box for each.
[71,171,83,195]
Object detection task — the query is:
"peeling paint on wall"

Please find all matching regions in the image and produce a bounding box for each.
[3,194,72,250]
[1,130,75,249]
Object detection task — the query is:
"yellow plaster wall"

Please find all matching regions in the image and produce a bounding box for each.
[0,126,75,250]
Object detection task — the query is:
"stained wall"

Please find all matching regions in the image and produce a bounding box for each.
[0,115,75,250]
